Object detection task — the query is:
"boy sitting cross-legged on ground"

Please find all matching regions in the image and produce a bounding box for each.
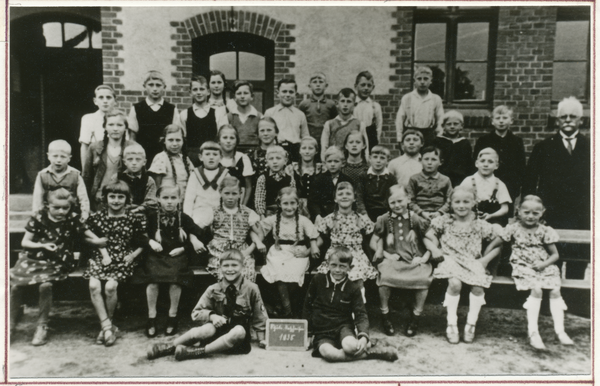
[147,249,268,361]
[303,246,398,362]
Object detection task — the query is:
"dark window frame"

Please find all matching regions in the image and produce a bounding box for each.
[42,20,100,49]
[552,6,591,106]
[413,7,498,109]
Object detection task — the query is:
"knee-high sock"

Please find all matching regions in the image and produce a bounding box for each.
[466,293,486,325]
[549,297,568,334]
[443,292,460,325]
[523,296,542,334]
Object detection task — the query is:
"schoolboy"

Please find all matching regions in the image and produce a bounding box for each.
[356,146,397,222]
[308,146,354,221]
[353,71,382,151]
[227,80,262,148]
[147,249,268,361]
[114,144,158,215]
[79,85,117,168]
[299,72,337,150]
[254,145,295,219]
[32,140,90,220]
[433,110,473,187]
[321,88,369,160]
[388,129,424,188]
[183,141,230,227]
[406,146,452,221]
[303,246,398,362]
[395,66,444,147]
[460,148,511,225]
[128,71,180,164]
[473,105,525,204]
[180,75,229,167]
[264,78,310,162]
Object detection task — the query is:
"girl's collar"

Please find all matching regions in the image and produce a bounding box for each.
[107,209,127,218]
[222,206,240,214]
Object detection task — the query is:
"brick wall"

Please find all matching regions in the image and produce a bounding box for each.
[100,7,129,108]
[492,6,557,153]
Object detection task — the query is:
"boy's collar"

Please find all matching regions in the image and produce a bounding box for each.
[476,171,495,180]
[146,97,164,106]
[335,114,355,123]
[220,274,244,290]
[414,89,431,99]
[193,102,211,112]
[310,94,327,103]
[390,211,410,219]
[493,129,509,138]
[439,134,466,143]
[123,170,144,178]
[276,103,295,110]
[421,171,439,179]
[47,165,71,175]
[326,272,348,287]
[233,104,259,116]
[367,166,390,175]
[355,96,372,104]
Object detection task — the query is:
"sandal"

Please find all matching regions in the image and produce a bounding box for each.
[146,318,157,338]
[165,316,178,336]
[95,330,105,345]
[103,324,118,347]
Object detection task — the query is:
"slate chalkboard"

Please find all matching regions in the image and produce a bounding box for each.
[265,319,308,351]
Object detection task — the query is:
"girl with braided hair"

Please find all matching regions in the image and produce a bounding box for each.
[206,176,264,282]
[132,185,206,338]
[148,124,195,196]
[259,187,320,318]
[370,185,433,338]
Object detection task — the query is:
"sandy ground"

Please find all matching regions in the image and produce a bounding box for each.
[9,300,591,379]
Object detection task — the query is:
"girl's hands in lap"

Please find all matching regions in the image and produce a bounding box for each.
[169,247,185,257]
[149,240,163,252]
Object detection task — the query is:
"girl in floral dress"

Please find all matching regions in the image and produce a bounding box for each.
[10,188,107,346]
[260,187,320,317]
[316,182,378,298]
[206,176,264,282]
[85,181,147,347]
[425,186,501,344]
[498,195,574,349]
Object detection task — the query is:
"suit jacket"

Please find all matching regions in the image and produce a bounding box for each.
[523,132,590,230]
[308,172,354,221]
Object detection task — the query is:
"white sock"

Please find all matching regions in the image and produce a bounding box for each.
[466,293,486,325]
[443,292,460,325]
[550,297,568,334]
[523,296,542,334]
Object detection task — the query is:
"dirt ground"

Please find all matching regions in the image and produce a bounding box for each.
[9,300,591,379]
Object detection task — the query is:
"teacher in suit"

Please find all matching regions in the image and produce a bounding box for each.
[523,97,590,230]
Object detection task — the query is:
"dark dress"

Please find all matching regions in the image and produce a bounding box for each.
[132,211,203,287]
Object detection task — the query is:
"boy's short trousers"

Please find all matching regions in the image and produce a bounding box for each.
[205,318,252,355]
[311,324,356,357]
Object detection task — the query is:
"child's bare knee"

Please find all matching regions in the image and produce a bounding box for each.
[319,344,341,362]
[448,278,462,293]
[105,280,118,296]
[531,288,543,298]
[549,288,562,298]
[341,336,359,355]
[470,286,484,296]
[89,280,102,295]
[39,282,53,292]
[229,325,247,342]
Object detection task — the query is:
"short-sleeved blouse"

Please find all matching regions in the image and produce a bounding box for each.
[148,151,194,191]
[316,212,374,248]
[261,214,319,242]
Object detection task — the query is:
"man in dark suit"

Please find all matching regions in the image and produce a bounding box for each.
[523,97,590,230]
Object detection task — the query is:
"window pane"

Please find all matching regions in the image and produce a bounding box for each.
[416,62,446,99]
[415,24,446,61]
[238,52,265,80]
[210,52,236,80]
[64,23,89,49]
[91,30,102,49]
[43,22,62,47]
[552,62,587,101]
[454,63,487,100]
[555,21,589,60]
[457,23,489,60]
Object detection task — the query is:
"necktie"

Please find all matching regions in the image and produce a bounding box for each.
[565,138,573,155]
[225,284,237,318]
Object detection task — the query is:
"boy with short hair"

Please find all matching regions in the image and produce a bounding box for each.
[227,80,262,148]
[254,145,295,219]
[388,130,424,188]
[356,145,397,222]
[264,78,310,162]
[128,71,180,164]
[460,148,511,225]
[303,246,398,362]
[395,66,444,147]
[434,110,473,187]
[79,85,117,168]
[180,75,229,167]
[32,140,90,219]
[354,71,382,151]
[473,105,526,203]
[299,72,337,150]
[183,141,231,227]
[308,146,354,221]
[320,88,369,160]
[147,249,268,361]
[114,144,158,215]
[406,146,452,221]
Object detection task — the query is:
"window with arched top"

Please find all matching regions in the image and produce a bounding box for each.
[192,32,275,112]
[42,21,102,49]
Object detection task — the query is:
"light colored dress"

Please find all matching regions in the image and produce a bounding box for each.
[316,212,378,282]
[501,222,562,291]
[430,214,497,288]
[374,212,432,289]
[260,214,319,286]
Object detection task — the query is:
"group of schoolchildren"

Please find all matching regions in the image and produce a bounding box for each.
[10,65,578,365]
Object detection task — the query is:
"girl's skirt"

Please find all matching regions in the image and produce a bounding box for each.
[377,257,433,289]
[10,252,70,286]
[261,241,310,286]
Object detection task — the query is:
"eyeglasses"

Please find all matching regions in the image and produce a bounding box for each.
[558,114,581,120]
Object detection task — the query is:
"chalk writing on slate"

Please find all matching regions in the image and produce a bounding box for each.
[266,319,308,351]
